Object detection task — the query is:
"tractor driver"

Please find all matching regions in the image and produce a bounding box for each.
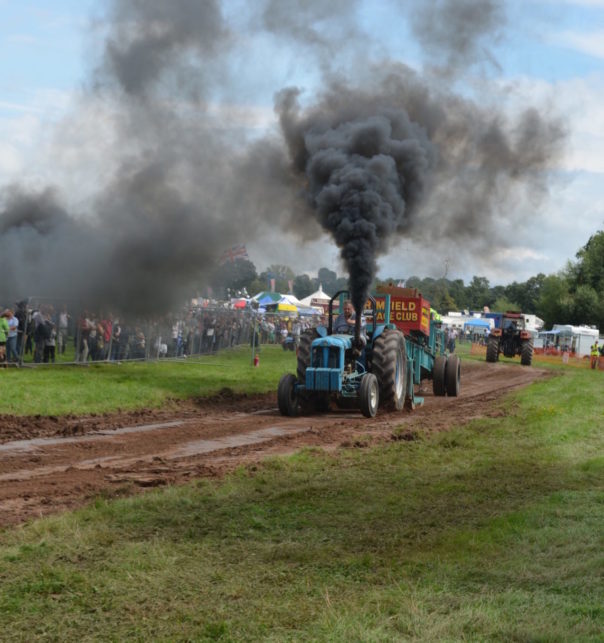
[334,300,366,341]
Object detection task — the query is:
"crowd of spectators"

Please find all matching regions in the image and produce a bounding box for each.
[0,299,321,367]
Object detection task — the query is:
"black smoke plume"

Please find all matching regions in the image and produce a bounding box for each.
[276,85,435,313]
[276,69,565,310]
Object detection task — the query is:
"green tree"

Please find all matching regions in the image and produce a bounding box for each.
[436,289,457,313]
[293,274,313,300]
[260,264,295,293]
[503,274,545,313]
[466,276,491,310]
[448,279,468,310]
[317,267,338,295]
[571,285,602,327]
[492,297,521,313]
[573,230,604,292]
[536,274,572,328]
[211,259,257,299]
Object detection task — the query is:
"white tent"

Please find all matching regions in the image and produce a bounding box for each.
[299,284,331,308]
[280,293,303,306]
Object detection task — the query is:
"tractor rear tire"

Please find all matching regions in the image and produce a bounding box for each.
[486,336,499,363]
[371,329,407,411]
[359,373,379,418]
[445,354,461,397]
[521,339,534,366]
[432,355,447,396]
[278,373,299,416]
[297,329,320,383]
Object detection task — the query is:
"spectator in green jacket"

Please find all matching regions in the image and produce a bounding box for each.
[0,311,10,366]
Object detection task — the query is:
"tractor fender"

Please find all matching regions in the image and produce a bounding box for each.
[371,324,389,342]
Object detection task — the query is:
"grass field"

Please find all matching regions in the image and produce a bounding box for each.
[0,345,291,416]
[0,344,602,640]
[0,339,578,417]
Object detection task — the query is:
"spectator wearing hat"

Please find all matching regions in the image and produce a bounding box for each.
[4,309,19,364]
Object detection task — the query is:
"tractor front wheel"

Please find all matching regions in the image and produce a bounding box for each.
[278,373,299,416]
[359,373,379,418]
[371,329,407,411]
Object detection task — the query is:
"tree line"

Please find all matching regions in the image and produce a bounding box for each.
[211,231,604,330]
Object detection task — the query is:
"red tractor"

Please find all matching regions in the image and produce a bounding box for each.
[486,312,533,366]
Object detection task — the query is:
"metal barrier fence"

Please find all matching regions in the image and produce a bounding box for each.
[4,298,318,367]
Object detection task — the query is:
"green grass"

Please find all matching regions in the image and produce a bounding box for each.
[0,345,292,416]
[0,365,602,640]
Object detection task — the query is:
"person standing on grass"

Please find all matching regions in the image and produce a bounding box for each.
[43,315,57,363]
[15,301,27,357]
[32,307,46,363]
[5,309,19,364]
[0,311,9,367]
[58,305,70,355]
[448,327,458,353]
[590,340,599,369]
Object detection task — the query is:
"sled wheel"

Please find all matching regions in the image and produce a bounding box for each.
[432,355,447,396]
[445,354,461,397]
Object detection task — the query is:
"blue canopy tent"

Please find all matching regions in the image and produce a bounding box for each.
[464,318,491,332]
[252,291,283,306]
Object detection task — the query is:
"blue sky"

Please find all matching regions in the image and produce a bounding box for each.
[0,2,88,103]
[1,0,604,286]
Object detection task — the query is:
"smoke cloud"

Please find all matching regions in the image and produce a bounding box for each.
[275,68,565,309]
[0,1,567,315]
[409,0,505,76]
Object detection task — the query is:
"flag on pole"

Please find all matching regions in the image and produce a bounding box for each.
[218,244,249,264]
[270,278,276,292]
[288,279,293,293]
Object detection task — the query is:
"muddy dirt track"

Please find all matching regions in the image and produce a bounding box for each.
[0,361,550,528]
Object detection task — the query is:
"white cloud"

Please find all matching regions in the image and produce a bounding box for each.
[555,29,604,59]
[0,100,43,114]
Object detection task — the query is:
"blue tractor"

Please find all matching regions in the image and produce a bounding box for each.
[277,289,460,418]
